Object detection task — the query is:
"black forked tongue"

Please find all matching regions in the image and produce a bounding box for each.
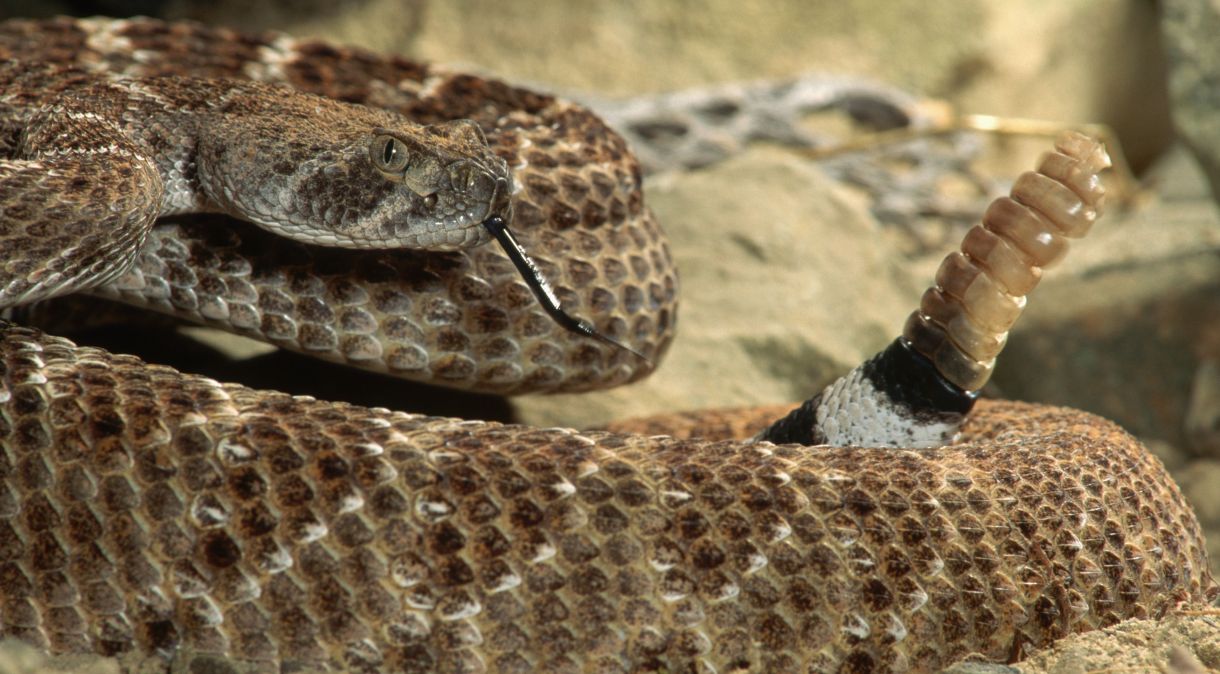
[482,216,652,365]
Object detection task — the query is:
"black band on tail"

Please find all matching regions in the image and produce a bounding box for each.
[867,338,977,416]
[756,338,977,446]
[756,394,823,445]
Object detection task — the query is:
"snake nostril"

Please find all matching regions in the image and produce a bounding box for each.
[450,164,474,191]
[493,178,511,210]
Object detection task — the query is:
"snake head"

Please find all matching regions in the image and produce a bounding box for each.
[362,120,514,249]
[201,106,513,250]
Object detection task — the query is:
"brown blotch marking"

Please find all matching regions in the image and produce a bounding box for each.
[434,327,471,352]
[227,465,267,501]
[200,531,242,569]
[428,521,467,556]
[237,503,278,538]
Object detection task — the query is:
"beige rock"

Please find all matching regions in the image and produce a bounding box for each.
[993,248,1220,445]
[939,612,1220,673]
[1011,612,1220,674]
[0,638,116,674]
[0,638,332,674]
[1144,438,1192,473]
[1177,459,1220,577]
[1186,360,1220,458]
[1162,0,1220,204]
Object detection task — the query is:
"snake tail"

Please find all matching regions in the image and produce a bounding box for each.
[760,131,1110,448]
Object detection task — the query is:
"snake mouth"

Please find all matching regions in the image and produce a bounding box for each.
[413,164,513,247]
[375,170,510,250]
[486,175,513,222]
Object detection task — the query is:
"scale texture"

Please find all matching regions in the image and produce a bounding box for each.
[0,325,1214,673]
[0,16,677,394]
[0,16,1213,674]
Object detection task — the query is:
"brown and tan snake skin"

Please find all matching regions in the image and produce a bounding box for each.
[0,16,675,395]
[0,16,1215,674]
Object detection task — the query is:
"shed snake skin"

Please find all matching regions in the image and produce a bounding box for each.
[0,16,1215,674]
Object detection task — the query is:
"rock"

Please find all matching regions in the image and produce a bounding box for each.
[0,638,117,674]
[1162,0,1220,204]
[513,146,921,428]
[1185,360,1220,458]
[0,639,338,674]
[1000,613,1220,673]
[1143,438,1192,473]
[993,249,1220,448]
[937,664,1021,674]
[1176,459,1220,576]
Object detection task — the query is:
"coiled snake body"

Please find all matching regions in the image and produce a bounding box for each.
[0,16,1214,674]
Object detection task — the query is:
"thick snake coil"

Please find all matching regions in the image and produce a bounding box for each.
[0,16,1214,674]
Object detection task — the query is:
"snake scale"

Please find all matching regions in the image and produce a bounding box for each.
[0,15,1215,674]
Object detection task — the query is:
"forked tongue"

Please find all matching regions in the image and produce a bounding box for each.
[482,216,652,365]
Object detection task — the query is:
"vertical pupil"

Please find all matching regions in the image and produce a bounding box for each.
[383,140,397,166]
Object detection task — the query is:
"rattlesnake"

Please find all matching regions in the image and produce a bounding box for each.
[0,15,1214,674]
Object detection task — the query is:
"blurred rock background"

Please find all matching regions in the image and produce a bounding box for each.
[1,1,1218,669]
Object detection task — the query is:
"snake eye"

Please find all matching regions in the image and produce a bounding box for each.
[371,134,410,174]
